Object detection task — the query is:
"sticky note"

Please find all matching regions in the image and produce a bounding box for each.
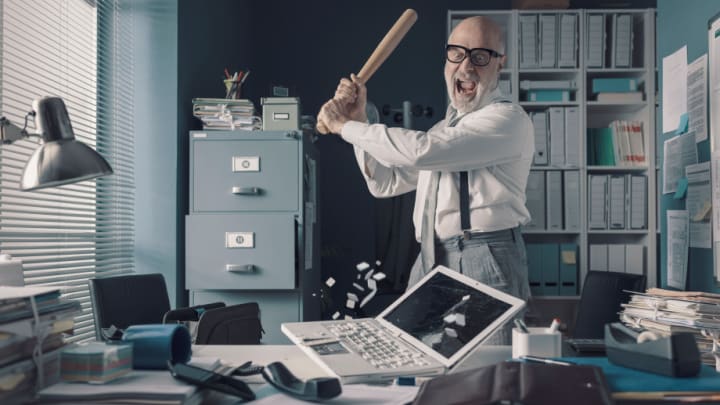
[346,292,359,302]
[346,299,356,309]
[367,279,377,291]
[444,328,458,338]
[332,311,340,319]
[673,177,688,199]
[444,314,457,324]
[676,113,689,134]
[561,250,576,265]
[325,277,336,287]
[372,272,387,281]
[352,282,365,292]
[692,201,712,222]
[375,260,382,266]
[455,314,466,327]
[356,262,370,271]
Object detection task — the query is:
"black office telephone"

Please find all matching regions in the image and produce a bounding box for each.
[261,361,342,401]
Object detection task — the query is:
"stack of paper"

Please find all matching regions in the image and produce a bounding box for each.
[620,288,720,366]
[192,98,261,131]
[0,286,81,403]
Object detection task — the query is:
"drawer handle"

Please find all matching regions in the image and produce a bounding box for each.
[232,186,262,195]
[226,264,256,273]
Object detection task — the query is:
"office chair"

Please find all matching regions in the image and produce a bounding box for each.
[572,270,646,339]
[88,273,225,341]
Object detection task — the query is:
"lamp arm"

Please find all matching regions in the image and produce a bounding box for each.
[0,111,37,144]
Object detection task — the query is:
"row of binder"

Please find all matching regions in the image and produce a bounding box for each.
[587,120,646,167]
[526,243,578,296]
[520,13,578,68]
[530,107,580,167]
[586,13,634,68]
[588,174,647,230]
[589,244,645,275]
[525,171,580,231]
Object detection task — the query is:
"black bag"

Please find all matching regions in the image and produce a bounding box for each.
[194,302,264,345]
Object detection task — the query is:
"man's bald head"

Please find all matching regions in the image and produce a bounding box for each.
[444,16,506,114]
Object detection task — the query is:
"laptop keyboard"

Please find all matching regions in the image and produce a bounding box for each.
[327,321,431,369]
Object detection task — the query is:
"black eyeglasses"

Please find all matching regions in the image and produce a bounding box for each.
[446,44,504,67]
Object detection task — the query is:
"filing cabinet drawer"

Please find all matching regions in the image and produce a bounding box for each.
[192,139,299,212]
[186,214,295,290]
[192,290,298,344]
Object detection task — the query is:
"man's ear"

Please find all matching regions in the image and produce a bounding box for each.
[497,55,507,71]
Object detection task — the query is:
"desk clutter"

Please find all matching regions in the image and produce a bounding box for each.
[0,285,81,403]
[619,287,720,369]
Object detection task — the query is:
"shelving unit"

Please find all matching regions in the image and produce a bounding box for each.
[448,9,657,297]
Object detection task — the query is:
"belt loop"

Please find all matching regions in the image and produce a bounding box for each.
[463,230,472,241]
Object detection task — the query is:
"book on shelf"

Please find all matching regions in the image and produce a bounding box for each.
[519,80,577,90]
[527,89,570,102]
[587,121,645,166]
[591,78,638,93]
[595,91,643,102]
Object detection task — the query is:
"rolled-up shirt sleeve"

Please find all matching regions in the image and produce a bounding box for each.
[341,103,532,173]
[351,144,419,198]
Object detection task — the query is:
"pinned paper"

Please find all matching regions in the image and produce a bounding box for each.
[675,112,689,134]
[674,177,689,199]
[561,250,576,265]
[692,201,713,222]
[325,277,336,287]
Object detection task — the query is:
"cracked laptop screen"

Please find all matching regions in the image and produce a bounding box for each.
[382,272,512,359]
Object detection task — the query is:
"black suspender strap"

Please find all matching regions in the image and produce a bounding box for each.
[460,171,471,240]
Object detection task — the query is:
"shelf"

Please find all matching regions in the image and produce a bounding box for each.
[522,230,581,234]
[586,101,647,113]
[531,166,581,171]
[588,230,649,234]
[520,101,579,107]
[519,68,580,73]
[586,67,647,74]
[587,165,649,172]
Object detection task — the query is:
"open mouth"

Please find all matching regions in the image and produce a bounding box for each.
[455,79,477,96]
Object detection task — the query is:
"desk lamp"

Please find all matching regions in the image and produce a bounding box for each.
[0,96,113,191]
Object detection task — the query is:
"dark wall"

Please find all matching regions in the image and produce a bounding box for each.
[177,0,656,313]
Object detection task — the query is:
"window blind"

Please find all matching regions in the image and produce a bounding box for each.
[0,0,135,342]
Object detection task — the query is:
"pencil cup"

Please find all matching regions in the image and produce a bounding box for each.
[121,324,192,370]
[512,327,562,358]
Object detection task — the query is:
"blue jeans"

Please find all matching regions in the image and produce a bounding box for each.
[407,227,530,345]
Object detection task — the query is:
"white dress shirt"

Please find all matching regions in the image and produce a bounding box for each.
[340,88,534,241]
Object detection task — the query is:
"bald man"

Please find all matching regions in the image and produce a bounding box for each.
[318,16,533,344]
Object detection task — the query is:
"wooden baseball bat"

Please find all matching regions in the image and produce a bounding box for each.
[317,9,418,134]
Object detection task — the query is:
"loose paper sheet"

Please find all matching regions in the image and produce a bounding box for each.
[667,210,689,290]
[686,162,712,248]
[663,131,698,194]
[662,46,688,133]
[687,54,708,142]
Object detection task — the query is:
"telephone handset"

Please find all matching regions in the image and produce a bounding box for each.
[261,361,342,401]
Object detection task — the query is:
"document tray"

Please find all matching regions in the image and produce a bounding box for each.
[604,322,701,377]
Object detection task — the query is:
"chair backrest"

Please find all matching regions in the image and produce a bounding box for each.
[88,273,171,340]
[195,302,263,345]
[573,271,646,339]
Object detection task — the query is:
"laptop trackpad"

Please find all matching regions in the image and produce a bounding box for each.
[310,341,349,356]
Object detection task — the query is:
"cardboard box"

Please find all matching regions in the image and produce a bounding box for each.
[262,97,300,131]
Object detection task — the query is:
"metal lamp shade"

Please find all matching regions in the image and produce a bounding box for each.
[20,97,113,191]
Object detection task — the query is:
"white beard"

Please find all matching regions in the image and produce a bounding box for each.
[448,72,497,114]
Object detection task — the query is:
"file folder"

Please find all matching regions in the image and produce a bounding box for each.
[564,107,580,167]
[525,171,546,230]
[540,14,557,68]
[531,112,548,165]
[557,14,577,67]
[559,243,578,295]
[586,14,605,68]
[549,107,565,166]
[589,244,608,271]
[624,244,645,275]
[588,175,608,229]
[629,175,648,229]
[542,243,560,295]
[520,15,539,68]
[526,244,543,295]
[608,244,626,272]
[613,14,633,67]
[564,171,581,231]
[528,90,570,102]
[546,171,563,231]
[609,175,626,229]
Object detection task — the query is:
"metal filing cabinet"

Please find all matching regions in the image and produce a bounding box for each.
[186,130,320,343]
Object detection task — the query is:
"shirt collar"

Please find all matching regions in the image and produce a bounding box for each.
[445,87,504,124]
